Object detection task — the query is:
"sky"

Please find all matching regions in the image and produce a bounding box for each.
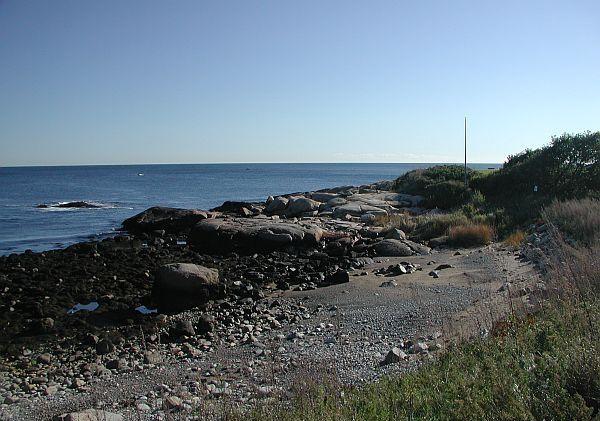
[0,1,599,166]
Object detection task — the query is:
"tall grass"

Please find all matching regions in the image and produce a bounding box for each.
[447,224,495,247]
[542,198,600,246]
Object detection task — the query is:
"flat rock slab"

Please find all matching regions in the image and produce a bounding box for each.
[189,218,325,253]
[122,206,209,234]
[373,239,431,256]
[55,409,124,421]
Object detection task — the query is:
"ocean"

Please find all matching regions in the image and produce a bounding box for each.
[0,163,500,255]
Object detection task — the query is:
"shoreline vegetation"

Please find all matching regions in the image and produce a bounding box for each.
[0,131,598,420]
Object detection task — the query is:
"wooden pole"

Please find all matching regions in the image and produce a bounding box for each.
[464,117,467,188]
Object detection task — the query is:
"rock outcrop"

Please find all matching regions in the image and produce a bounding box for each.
[373,239,431,256]
[189,218,325,254]
[122,207,209,234]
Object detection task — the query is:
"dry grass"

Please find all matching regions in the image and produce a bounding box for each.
[448,224,495,247]
[542,198,600,246]
[374,213,417,233]
[503,230,526,248]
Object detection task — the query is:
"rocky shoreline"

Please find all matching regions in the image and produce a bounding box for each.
[0,180,539,420]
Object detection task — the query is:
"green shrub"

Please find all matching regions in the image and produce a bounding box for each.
[473,131,600,204]
[394,165,474,196]
[424,180,472,209]
[411,212,469,240]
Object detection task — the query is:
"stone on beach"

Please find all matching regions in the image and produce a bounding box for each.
[153,263,220,309]
[285,196,320,217]
[189,218,324,253]
[373,239,431,257]
[54,409,124,421]
[122,206,209,234]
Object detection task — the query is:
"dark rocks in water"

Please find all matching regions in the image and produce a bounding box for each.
[153,263,221,310]
[36,201,103,209]
[189,218,325,254]
[122,206,209,234]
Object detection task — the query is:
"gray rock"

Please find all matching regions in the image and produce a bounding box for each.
[122,207,208,234]
[95,339,115,355]
[264,196,288,214]
[285,197,320,217]
[380,347,407,365]
[153,263,220,309]
[55,410,124,421]
[379,280,398,288]
[385,228,407,240]
[310,192,339,202]
[189,218,324,253]
[143,351,162,365]
[332,203,387,218]
[410,342,429,354]
[373,239,414,257]
[360,213,377,224]
[429,236,449,247]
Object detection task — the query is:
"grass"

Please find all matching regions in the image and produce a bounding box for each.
[542,198,600,246]
[503,230,526,248]
[447,224,495,247]
[240,301,600,421]
[377,212,491,243]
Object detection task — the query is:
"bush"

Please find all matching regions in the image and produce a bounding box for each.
[448,224,494,247]
[542,198,600,246]
[411,212,469,240]
[424,180,472,209]
[503,230,526,248]
[393,165,474,196]
[473,131,600,204]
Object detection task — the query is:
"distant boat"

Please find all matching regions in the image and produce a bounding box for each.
[138,173,144,176]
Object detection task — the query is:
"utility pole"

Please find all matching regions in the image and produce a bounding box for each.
[464,117,467,188]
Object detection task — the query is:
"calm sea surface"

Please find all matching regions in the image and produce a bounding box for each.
[0,163,500,255]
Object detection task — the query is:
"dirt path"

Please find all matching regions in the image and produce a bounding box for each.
[0,244,538,421]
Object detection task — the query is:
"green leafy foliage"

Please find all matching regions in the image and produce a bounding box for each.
[473,131,600,204]
[393,165,474,196]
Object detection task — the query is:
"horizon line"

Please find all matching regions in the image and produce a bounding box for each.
[0,161,503,169]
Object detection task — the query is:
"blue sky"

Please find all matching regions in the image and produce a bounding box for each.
[0,0,598,166]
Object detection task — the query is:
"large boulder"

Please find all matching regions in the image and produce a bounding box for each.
[373,239,431,256]
[285,196,320,217]
[153,263,220,309]
[332,203,388,218]
[373,239,414,256]
[211,201,260,215]
[189,218,324,254]
[264,196,289,214]
[54,410,124,421]
[310,192,339,203]
[122,207,208,234]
